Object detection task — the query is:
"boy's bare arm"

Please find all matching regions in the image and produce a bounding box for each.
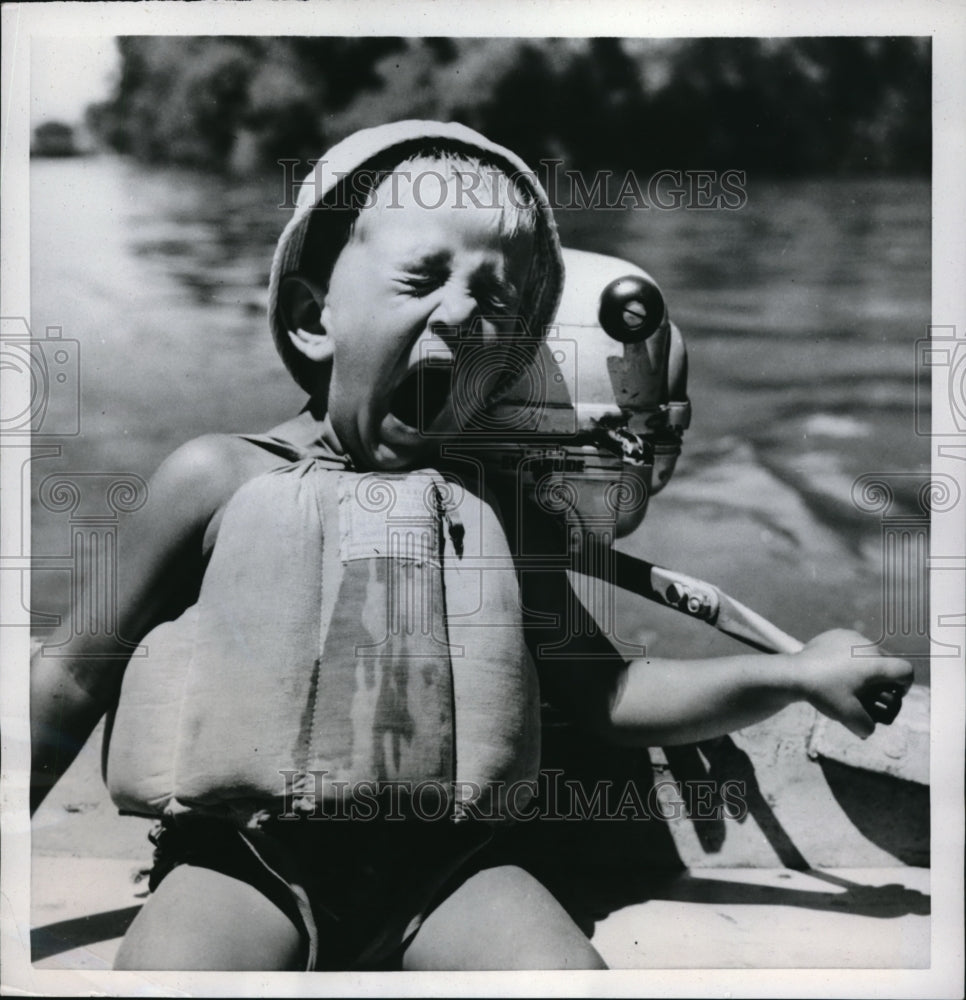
[524,569,913,747]
[30,434,247,813]
[601,631,913,746]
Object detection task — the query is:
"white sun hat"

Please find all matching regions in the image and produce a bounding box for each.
[267,119,565,393]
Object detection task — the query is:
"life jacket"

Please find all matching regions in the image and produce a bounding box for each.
[103,436,540,827]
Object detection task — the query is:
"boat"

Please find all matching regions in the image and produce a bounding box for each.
[31,121,84,158]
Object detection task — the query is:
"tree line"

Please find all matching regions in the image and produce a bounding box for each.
[85,36,930,177]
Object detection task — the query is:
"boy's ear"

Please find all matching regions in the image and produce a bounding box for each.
[279,274,333,363]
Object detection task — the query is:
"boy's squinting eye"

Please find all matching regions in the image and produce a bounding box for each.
[395,272,517,316]
[398,274,440,296]
[476,278,517,316]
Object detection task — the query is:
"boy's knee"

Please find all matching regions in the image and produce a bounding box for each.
[114,864,304,971]
[404,864,607,970]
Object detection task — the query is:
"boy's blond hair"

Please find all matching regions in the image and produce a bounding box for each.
[268,121,564,395]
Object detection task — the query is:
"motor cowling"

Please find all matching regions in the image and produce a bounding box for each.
[485,247,691,537]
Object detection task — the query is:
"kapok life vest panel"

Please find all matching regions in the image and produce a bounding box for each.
[103,461,539,826]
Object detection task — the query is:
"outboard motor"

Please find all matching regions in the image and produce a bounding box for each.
[485,247,691,539]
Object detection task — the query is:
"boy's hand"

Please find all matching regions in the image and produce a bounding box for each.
[794,629,914,738]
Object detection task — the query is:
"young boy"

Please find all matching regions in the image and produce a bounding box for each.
[30,120,912,972]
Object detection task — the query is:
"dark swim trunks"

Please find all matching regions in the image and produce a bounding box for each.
[147,814,493,970]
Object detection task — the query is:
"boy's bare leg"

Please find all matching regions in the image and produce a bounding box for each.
[113,864,304,971]
[402,865,608,970]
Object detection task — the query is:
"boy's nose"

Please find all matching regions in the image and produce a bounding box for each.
[430,283,478,332]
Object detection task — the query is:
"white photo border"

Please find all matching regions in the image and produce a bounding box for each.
[2,1,963,996]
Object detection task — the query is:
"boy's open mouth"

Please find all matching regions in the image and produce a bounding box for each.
[388,364,453,431]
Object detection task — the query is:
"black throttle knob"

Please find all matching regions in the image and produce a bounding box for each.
[598,275,666,344]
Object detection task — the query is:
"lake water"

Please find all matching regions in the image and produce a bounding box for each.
[27,156,931,669]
